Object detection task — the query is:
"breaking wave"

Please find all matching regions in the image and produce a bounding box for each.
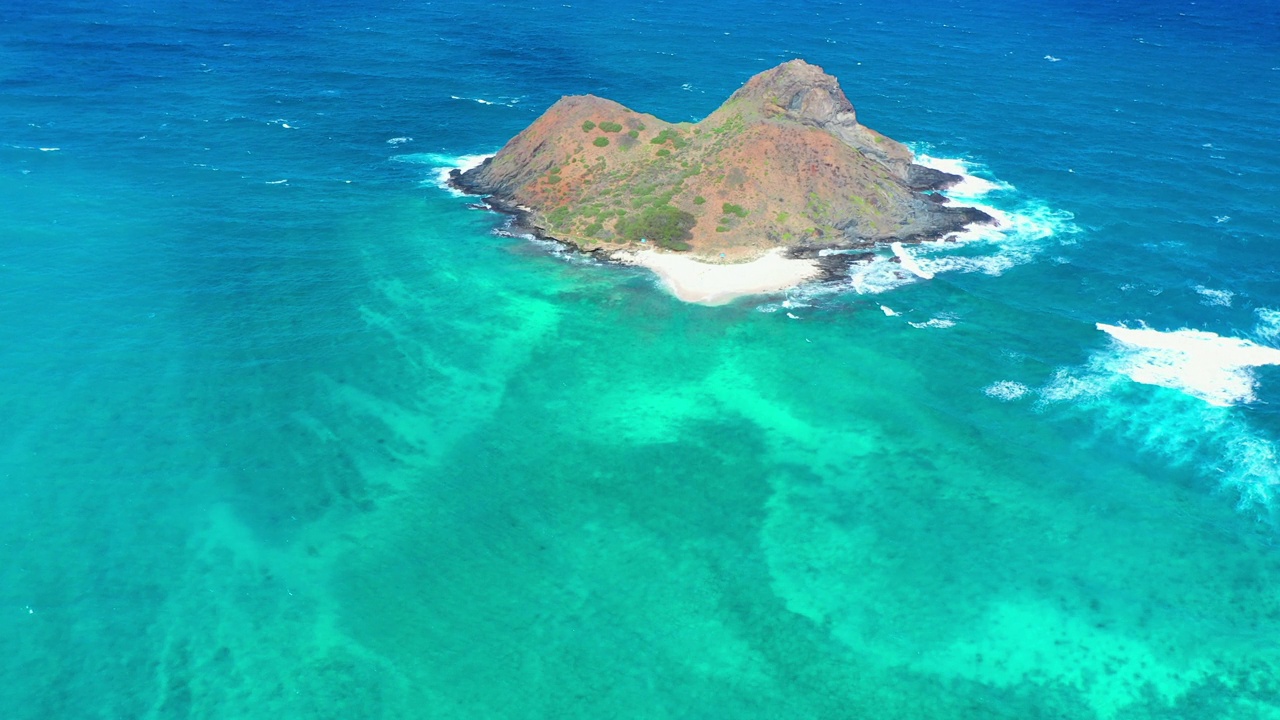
[1033,316,1280,512]
[449,95,523,107]
[909,316,957,329]
[1037,368,1280,513]
[840,153,1077,295]
[393,151,492,196]
[891,242,934,279]
[914,154,1014,199]
[1094,322,1280,407]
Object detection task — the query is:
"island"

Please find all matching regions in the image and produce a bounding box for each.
[451,59,992,304]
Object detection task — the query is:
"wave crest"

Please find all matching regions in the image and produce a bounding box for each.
[1034,318,1280,513]
[394,152,493,196]
[1095,323,1280,407]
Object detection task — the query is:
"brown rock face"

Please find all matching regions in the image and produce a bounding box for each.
[454,59,990,259]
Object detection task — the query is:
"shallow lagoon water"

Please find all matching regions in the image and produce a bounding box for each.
[3,1,1280,717]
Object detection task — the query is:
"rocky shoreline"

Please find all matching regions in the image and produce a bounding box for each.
[449,165,985,292]
[449,167,877,288]
[446,59,1000,302]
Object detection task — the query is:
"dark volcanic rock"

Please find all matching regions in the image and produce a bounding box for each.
[905,163,963,191]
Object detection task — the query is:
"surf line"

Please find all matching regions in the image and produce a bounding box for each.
[890,242,934,280]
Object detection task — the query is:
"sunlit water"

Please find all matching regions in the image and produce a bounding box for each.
[3,1,1279,717]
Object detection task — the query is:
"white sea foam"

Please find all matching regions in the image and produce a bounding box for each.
[1044,55,1062,62]
[829,152,1078,290]
[1193,285,1233,307]
[265,179,288,185]
[875,203,1075,284]
[901,201,1077,280]
[913,154,1013,199]
[917,251,1021,278]
[1095,323,1280,407]
[1219,434,1280,510]
[984,381,1030,401]
[1256,308,1280,344]
[909,317,956,329]
[1038,366,1116,404]
[38,147,60,152]
[450,95,521,107]
[1034,319,1280,513]
[763,278,842,309]
[847,256,918,295]
[842,210,1060,290]
[891,242,934,279]
[1039,363,1280,512]
[393,152,493,196]
[387,136,413,145]
[879,305,898,317]
[959,203,1060,242]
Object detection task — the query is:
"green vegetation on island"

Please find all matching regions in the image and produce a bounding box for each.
[453,60,990,259]
[615,205,696,251]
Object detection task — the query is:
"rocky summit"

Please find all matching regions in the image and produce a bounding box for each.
[452,59,992,260]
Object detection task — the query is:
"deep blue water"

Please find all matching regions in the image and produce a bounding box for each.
[3,1,1280,717]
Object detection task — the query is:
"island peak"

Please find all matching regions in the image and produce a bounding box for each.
[721,58,856,125]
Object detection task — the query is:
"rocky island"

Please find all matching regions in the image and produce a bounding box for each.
[451,59,992,304]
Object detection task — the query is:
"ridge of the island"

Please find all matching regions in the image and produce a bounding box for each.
[450,59,994,305]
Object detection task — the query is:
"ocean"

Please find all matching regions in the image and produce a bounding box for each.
[3,0,1280,717]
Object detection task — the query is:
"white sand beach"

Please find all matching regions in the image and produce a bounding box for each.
[617,248,821,306]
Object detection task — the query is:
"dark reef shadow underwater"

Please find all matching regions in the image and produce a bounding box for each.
[1,0,1279,717]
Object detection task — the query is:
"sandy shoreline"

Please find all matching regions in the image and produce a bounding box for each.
[616,248,821,306]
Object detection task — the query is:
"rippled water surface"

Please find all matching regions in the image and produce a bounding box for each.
[3,1,1280,717]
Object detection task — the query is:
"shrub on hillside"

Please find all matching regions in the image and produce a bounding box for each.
[615,205,695,251]
[649,129,687,149]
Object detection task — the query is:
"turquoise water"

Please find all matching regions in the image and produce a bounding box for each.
[3,1,1280,717]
